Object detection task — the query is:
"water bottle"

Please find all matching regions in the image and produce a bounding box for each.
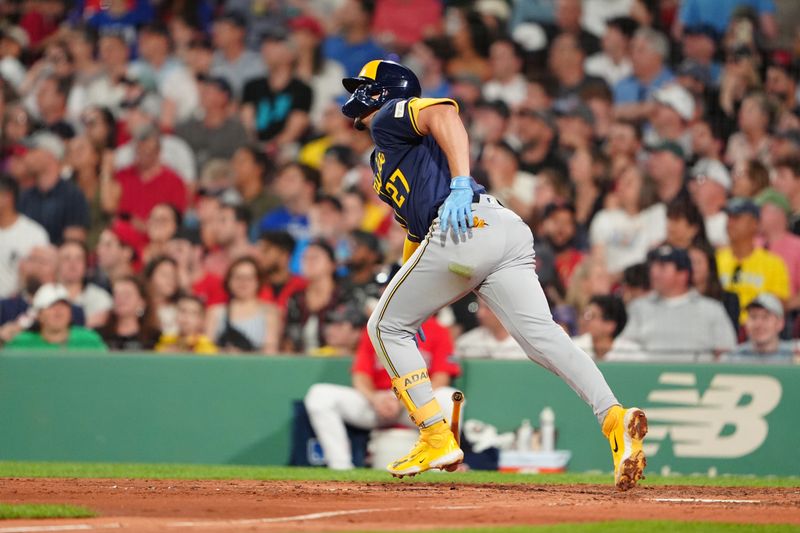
[540,407,555,452]
[517,419,533,451]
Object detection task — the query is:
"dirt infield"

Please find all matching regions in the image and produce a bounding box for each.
[0,478,798,532]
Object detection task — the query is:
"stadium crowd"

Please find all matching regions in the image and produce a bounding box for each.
[0,0,798,365]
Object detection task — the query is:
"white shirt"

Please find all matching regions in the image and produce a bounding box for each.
[455,327,527,360]
[705,211,729,247]
[73,283,113,321]
[309,60,346,126]
[482,74,528,108]
[589,203,667,274]
[584,54,632,87]
[130,58,199,123]
[114,134,197,184]
[0,57,26,90]
[0,215,49,298]
[573,332,647,361]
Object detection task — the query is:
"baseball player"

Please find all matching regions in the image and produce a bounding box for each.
[341,60,648,490]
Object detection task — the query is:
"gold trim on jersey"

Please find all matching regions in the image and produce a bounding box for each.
[407,97,460,136]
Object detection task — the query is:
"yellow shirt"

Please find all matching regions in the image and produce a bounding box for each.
[155,334,218,355]
[716,247,790,323]
[297,136,330,169]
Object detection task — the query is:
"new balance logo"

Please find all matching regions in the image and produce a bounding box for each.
[643,373,782,459]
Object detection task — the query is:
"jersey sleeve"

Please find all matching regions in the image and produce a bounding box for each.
[371,97,459,147]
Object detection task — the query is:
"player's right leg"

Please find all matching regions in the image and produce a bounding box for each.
[475,210,647,490]
[304,383,380,470]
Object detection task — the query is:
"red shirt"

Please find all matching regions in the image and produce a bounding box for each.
[116,165,187,222]
[192,273,227,306]
[259,275,307,311]
[352,317,461,390]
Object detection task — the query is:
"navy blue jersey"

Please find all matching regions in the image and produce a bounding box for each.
[369,97,485,242]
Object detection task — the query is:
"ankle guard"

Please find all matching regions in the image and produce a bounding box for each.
[391,369,442,427]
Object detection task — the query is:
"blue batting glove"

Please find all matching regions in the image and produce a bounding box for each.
[417,326,427,343]
[440,176,474,235]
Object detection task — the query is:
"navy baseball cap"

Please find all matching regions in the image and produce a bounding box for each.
[725,197,761,218]
[684,24,719,40]
[647,245,692,272]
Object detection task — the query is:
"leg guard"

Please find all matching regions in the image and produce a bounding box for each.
[391,369,444,427]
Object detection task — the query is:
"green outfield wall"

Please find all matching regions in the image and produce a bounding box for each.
[1,353,797,476]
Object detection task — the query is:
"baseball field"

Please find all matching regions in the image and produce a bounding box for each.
[0,462,798,532]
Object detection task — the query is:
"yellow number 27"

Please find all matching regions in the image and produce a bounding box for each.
[385,169,410,208]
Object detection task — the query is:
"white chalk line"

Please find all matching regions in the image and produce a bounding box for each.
[0,505,482,532]
[653,498,761,504]
[0,525,120,533]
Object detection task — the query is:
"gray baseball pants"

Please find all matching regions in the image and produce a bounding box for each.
[366,194,619,427]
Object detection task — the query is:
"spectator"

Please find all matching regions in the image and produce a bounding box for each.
[573,295,634,360]
[618,245,737,361]
[688,242,741,330]
[144,256,180,335]
[548,33,606,109]
[186,34,214,78]
[207,257,281,353]
[155,294,217,354]
[772,155,800,235]
[304,316,459,470]
[258,162,319,250]
[19,132,89,245]
[723,293,794,363]
[483,38,527,108]
[446,10,491,82]
[645,84,695,156]
[674,0,776,42]
[0,26,28,91]
[209,11,265,99]
[311,302,366,356]
[290,15,346,125]
[230,145,280,226]
[80,106,117,152]
[406,37,452,100]
[584,16,636,88]
[589,165,665,275]
[323,0,386,78]
[605,119,641,176]
[564,256,612,321]
[480,141,536,220]
[646,141,689,205]
[256,231,306,311]
[283,240,342,353]
[57,239,112,329]
[765,52,799,121]
[63,26,105,121]
[63,135,116,249]
[620,262,649,304]
[769,130,800,170]
[681,25,722,86]
[90,30,132,113]
[165,228,226,307]
[100,276,160,350]
[455,299,526,360]
[142,203,181,265]
[689,158,731,247]
[94,222,141,290]
[0,174,49,298]
[538,202,586,292]
[319,145,357,197]
[174,76,248,172]
[0,244,86,343]
[690,118,723,162]
[340,230,384,320]
[755,188,800,312]
[113,124,188,228]
[716,197,789,324]
[3,283,106,351]
[514,108,567,177]
[113,87,197,185]
[129,22,199,126]
[203,203,258,279]
[35,74,75,139]
[471,100,512,149]
[665,198,708,250]
[725,92,774,169]
[732,158,770,199]
[242,28,312,149]
[613,28,674,119]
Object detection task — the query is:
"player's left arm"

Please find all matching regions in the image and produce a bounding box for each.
[414,103,470,178]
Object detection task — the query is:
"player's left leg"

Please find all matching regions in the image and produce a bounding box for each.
[475,209,647,490]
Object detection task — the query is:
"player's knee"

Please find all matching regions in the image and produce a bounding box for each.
[304,383,334,413]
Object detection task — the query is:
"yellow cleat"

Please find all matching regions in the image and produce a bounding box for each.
[387,420,463,477]
[602,405,648,491]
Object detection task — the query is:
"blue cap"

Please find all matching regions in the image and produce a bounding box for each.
[647,245,692,272]
[725,197,760,218]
